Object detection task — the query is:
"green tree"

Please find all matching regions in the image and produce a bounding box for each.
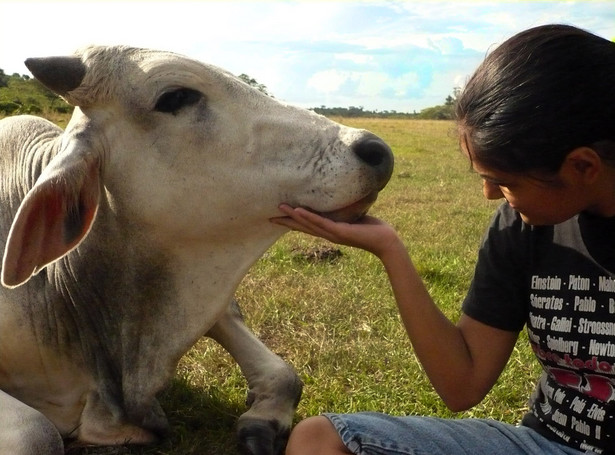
[0,69,8,88]
[418,87,461,120]
[238,74,272,96]
[0,69,72,115]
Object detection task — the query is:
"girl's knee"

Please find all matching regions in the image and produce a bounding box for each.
[286,416,348,454]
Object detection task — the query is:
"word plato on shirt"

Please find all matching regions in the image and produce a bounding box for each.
[530,275,615,293]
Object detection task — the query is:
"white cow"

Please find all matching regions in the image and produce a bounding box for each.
[0,45,393,455]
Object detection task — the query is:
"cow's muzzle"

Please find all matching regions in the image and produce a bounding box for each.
[319,135,394,222]
[353,135,394,191]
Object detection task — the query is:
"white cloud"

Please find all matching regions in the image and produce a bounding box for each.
[356,72,392,97]
[390,73,422,96]
[307,70,349,94]
[1,0,613,111]
[335,53,374,65]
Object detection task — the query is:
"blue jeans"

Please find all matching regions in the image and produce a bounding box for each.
[324,412,591,455]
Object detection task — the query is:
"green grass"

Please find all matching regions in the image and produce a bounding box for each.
[8,116,540,454]
[233,118,540,424]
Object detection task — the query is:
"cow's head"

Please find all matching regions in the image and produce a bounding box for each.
[2,45,393,287]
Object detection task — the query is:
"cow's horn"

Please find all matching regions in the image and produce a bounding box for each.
[25,56,86,97]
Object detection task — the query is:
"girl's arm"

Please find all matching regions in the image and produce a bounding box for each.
[271,205,519,411]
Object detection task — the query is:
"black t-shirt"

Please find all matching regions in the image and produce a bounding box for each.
[463,202,615,453]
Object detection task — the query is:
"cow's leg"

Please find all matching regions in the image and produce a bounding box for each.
[0,389,64,455]
[206,300,303,455]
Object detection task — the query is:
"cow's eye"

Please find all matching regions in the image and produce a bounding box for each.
[155,88,202,114]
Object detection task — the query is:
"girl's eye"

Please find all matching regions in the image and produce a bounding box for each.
[484,176,513,188]
[483,178,504,187]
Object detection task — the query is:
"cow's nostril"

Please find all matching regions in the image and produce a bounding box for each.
[353,137,394,186]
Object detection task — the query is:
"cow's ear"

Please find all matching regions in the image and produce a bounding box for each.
[1,150,101,288]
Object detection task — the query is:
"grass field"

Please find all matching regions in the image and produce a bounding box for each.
[9,117,541,454]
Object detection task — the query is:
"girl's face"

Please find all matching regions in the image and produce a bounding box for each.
[471,160,585,225]
[462,136,615,225]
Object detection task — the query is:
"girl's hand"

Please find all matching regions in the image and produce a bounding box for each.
[270,204,399,257]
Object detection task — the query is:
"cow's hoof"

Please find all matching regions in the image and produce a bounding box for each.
[237,418,289,455]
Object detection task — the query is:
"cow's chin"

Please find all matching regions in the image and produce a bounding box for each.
[317,191,379,223]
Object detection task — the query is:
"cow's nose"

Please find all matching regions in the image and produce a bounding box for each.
[353,136,394,189]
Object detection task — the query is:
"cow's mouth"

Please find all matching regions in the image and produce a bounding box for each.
[316,191,379,223]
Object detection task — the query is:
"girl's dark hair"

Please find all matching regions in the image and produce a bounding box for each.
[456,24,615,174]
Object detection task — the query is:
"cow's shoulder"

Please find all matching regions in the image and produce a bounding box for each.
[0,115,61,143]
[0,115,62,174]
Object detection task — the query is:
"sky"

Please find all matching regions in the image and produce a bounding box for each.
[1,1,613,112]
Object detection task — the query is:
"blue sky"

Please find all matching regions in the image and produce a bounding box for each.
[1,1,613,112]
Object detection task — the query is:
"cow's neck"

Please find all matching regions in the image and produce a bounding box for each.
[57,206,283,414]
[165,225,282,334]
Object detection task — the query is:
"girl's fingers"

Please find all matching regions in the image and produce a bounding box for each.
[274,205,325,228]
[272,205,395,254]
[271,205,345,241]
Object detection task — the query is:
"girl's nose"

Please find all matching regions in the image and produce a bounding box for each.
[482,180,505,200]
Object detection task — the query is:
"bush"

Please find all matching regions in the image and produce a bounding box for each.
[0,101,20,115]
[54,104,73,114]
[0,71,71,116]
[25,104,42,114]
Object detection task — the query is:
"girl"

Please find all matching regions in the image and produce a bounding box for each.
[272,24,615,455]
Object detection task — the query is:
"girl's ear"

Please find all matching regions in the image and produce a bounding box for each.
[560,146,602,184]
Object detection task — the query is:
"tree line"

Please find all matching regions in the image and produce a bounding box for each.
[1,69,459,120]
[0,69,73,116]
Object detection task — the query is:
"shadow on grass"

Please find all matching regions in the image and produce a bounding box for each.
[66,375,246,455]
[419,265,466,290]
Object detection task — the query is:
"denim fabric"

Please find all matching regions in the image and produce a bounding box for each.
[324,412,592,455]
